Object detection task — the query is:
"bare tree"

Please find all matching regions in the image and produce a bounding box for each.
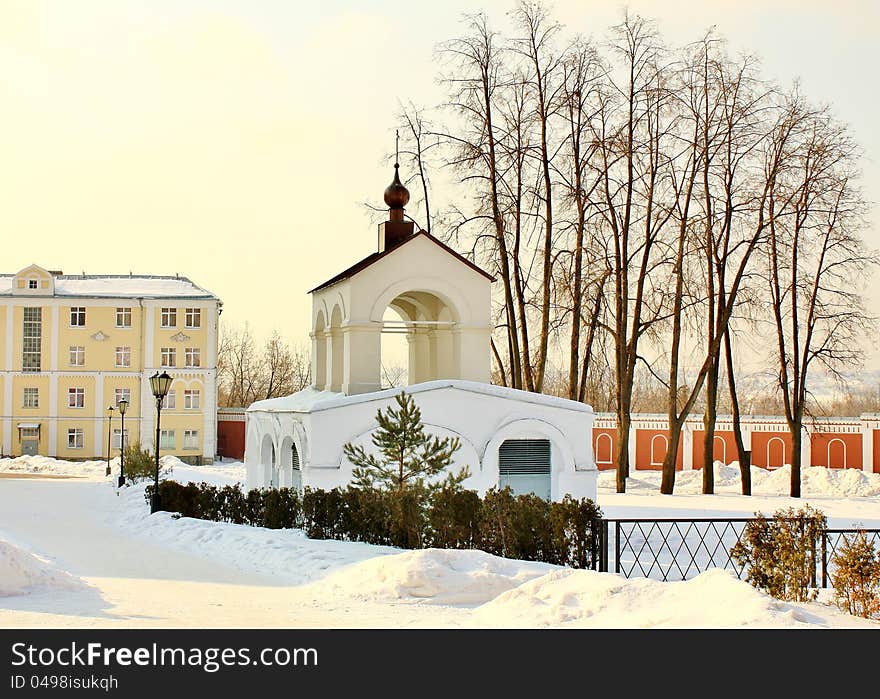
[765,99,874,497]
[218,324,311,407]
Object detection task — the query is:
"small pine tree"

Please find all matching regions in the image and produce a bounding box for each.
[831,531,880,619]
[121,441,172,484]
[343,391,469,493]
[731,504,826,602]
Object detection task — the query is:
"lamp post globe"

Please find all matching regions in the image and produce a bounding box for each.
[117,398,128,488]
[149,371,172,514]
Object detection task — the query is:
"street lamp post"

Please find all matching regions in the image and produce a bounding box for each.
[117,398,128,488]
[149,371,172,514]
[105,405,115,477]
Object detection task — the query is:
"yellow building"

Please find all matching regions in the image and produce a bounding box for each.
[1,264,221,464]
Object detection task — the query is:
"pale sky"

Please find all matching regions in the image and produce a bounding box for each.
[2,1,878,363]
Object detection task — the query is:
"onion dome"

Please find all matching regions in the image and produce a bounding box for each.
[383,163,410,210]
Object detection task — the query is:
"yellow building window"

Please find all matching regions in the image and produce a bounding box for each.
[68,388,85,408]
[70,307,86,327]
[183,430,199,450]
[185,308,201,328]
[23,388,39,408]
[116,307,132,328]
[160,347,176,367]
[184,389,200,410]
[69,346,85,366]
[114,388,131,406]
[184,347,201,368]
[115,346,131,367]
[160,308,177,328]
[67,429,84,449]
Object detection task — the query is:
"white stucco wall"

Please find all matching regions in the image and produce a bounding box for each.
[245,381,597,502]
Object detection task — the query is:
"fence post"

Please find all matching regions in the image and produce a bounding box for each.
[821,531,828,589]
[590,518,600,571]
[602,519,609,572]
[809,527,817,590]
[614,521,621,575]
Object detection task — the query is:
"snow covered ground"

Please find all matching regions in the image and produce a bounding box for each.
[0,453,246,487]
[0,457,878,628]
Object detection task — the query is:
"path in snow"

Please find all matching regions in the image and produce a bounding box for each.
[0,478,460,628]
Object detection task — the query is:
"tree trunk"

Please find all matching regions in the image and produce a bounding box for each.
[615,410,631,493]
[724,329,751,496]
[660,423,683,495]
[790,423,802,498]
[702,356,719,494]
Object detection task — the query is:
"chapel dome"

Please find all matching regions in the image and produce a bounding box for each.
[383,164,410,209]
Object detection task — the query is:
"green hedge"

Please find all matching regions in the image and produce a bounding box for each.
[145,481,603,569]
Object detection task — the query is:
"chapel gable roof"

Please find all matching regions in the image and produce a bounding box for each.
[309,230,495,294]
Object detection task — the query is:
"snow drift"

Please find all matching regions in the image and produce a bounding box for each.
[0,455,110,479]
[474,568,826,628]
[599,463,880,498]
[0,540,85,597]
[309,549,554,605]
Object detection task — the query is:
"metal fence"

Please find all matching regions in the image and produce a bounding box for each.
[593,517,879,588]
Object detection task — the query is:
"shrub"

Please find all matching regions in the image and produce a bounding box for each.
[731,505,826,602]
[142,480,603,569]
[263,488,301,529]
[550,496,604,569]
[341,488,391,546]
[302,488,347,540]
[427,487,482,550]
[831,531,880,619]
[122,441,169,483]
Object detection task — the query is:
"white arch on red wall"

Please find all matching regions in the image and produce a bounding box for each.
[766,437,786,469]
[827,438,847,468]
[650,434,668,467]
[594,433,613,464]
[713,435,727,465]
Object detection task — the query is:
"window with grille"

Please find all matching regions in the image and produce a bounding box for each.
[160,308,177,327]
[498,439,551,500]
[115,346,131,367]
[183,430,199,450]
[28,279,38,289]
[23,387,39,408]
[68,388,85,408]
[22,307,41,372]
[116,307,132,328]
[67,429,84,449]
[70,307,86,327]
[184,347,200,367]
[160,347,176,367]
[184,389,200,410]
[185,308,201,328]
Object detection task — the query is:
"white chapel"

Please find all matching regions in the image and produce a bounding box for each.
[244,163,597,501]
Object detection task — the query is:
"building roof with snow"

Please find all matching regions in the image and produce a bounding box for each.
[1,264,219,300]
[247,379,594,415]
